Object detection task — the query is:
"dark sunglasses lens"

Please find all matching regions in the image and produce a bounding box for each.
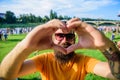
[66,34,75,40]
[66,34,74,38]
[55,33,75,41]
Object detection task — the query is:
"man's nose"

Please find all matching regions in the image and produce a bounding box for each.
[62,37,67,42]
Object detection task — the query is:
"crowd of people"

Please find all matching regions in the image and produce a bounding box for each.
[0,18,120,80]
[98,25,120,49]
[0,27,33,41]
[97,26,120,34]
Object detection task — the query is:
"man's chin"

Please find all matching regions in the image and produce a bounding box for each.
[54,50,75,64]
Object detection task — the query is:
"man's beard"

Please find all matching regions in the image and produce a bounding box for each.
[54,42,75,64]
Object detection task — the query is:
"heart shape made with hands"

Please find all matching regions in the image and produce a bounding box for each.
[53,18,107,55]
[52,28,80,55]
[52,22,97,55]
[52,20,83,55]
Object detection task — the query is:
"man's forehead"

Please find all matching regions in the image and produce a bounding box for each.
[55,29,63,33]
[55,29,74,34]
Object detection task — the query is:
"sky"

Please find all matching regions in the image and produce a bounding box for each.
[0,0,120,20]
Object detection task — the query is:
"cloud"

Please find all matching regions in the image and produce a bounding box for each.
[0,0,118,18]
[0,0,54,16]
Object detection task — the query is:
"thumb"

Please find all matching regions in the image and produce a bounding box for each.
[66,43,82,54]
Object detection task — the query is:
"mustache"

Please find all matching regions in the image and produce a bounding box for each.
[61,42,72,48]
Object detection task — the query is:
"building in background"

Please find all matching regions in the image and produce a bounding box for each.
[0,13,5,19]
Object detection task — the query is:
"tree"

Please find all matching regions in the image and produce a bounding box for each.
[0,17,5,23]
[58,15,64,20]
[37,16,43,23]
[50,10,58,20]
[19,14,29,23]
[29,13,36,23]
[5,11,16,23]
[42,15,50,23]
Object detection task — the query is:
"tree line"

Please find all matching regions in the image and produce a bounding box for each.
[0,10,116,28]
[0,10,72,24]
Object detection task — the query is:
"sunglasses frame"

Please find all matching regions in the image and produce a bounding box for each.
[55,33,75,41]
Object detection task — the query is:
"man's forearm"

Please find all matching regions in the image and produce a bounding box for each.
[0,42,33,80]
[101,42,120,79]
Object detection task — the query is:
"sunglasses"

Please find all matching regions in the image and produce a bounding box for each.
[55,33,75,41]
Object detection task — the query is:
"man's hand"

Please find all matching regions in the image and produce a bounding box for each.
[66,18,120,80]
[21,19,68,53]
[66,18,113,53]
[0,19,69,79]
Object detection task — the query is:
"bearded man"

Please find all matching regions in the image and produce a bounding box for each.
[0,18,120,80]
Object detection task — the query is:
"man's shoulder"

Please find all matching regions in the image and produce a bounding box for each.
[30,52,54,61]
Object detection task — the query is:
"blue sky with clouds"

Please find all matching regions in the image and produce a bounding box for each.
[0,0,120,20]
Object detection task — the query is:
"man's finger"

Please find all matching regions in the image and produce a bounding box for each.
[52,44,67,54]
[66,43,82,54]
[67,18,80,24]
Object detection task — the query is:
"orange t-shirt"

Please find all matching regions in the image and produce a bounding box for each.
[31,52,100,80]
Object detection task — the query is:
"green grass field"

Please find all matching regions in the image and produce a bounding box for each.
[0,32,120,80]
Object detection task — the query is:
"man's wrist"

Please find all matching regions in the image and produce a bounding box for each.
[100,42,120,61]
[100,42,120,79]
[102,47,120,61]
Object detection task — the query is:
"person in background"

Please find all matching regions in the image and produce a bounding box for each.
[0,18,120,80]
[0,30,3,40]
[3,30,8,41]
[111,30,116,41]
